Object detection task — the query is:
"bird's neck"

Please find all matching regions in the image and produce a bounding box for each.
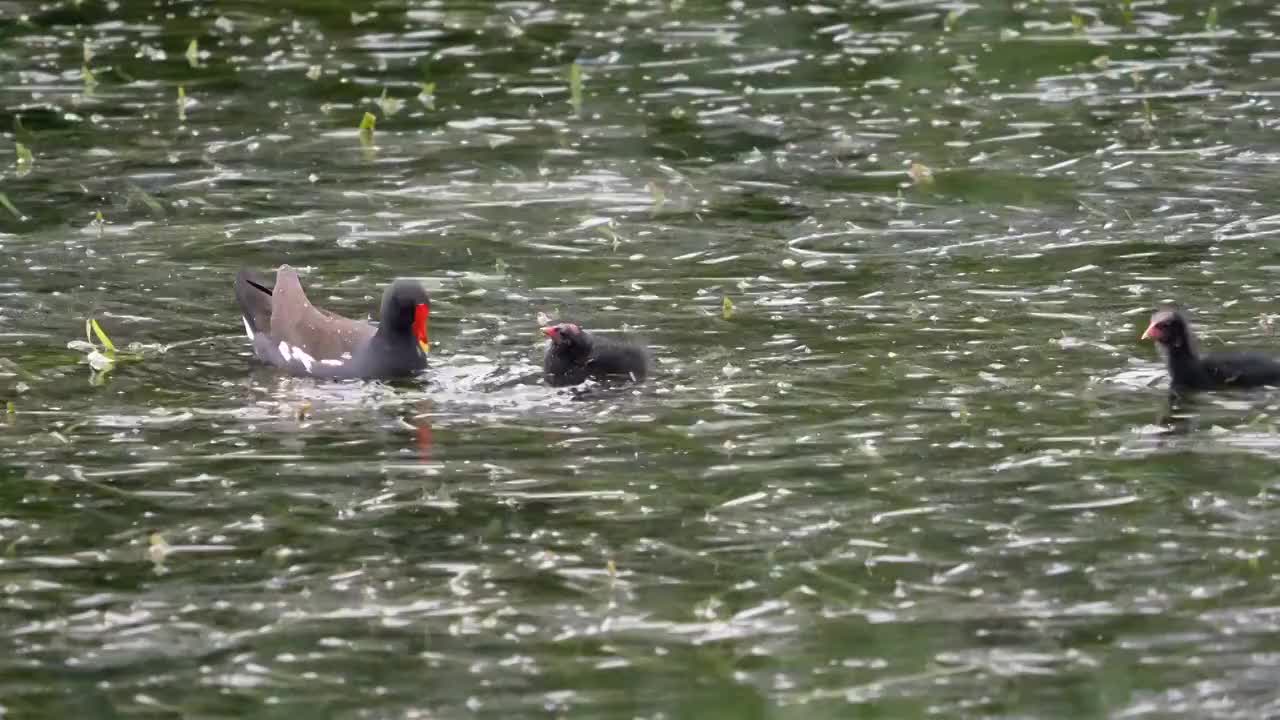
[1161,341,1207,386]
[377,322,412,339]
[375,319,420,354]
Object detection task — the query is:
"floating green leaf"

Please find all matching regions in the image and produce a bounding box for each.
[418,81,436,110]
[186,38,200,67]
[82,40,97,93]
[722,296,735,320]
[943,10,960,31]
[358,111,376,145]
[148,531,171,566]
[72,316,157,382]
[128,183,164,216]
[177,85,187,123]
[1071,14,1085,33]
[648,181,666,214]
[15,142,32,175]
[0,193,24,220]
[376,87,404,117]
[6,401,14,415]
[94,210,105,238]
[908,161,934,185]
[87,317,118,353]
[1205,5,1219,32]
[83,323,118,378]
[306,64,322,81]
[568,62,583,116]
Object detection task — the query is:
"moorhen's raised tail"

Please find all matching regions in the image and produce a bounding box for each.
[542,321,649,387]
[1142,307,1280,394]
[234,265,429,379]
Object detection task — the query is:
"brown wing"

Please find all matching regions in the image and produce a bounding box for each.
[269,266,376,361]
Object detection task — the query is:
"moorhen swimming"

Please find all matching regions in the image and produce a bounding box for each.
[541,321,649,387]
[234,265,429,379]
[1141,307,1280,394]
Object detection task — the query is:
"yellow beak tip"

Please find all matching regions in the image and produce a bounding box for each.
[419,340,430,354]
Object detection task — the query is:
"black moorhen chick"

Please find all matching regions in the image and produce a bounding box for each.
[541,321,649,387]
[234,265,429,379]
[1142,307,1280,394]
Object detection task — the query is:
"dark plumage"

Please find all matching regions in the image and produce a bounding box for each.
[234,265,429,379]
[541,321,649,387]
[1142,308,1280,394]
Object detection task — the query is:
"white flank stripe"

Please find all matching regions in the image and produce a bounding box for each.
[241,317,255,341]
[292,347,315,372]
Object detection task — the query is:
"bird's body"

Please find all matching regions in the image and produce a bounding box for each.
[541,322,648,387]
[1143,308,1280,394]
[1160,348,1280,391]
[234,266,429,380]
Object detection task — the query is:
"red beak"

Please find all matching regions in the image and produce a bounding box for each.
[541,326,558,339]
[1141,322,1160,341]
[414,304,430,353]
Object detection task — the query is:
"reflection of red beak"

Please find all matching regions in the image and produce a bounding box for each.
[417,423,432,462]
[1141,322,1160,341]
[541,326,558,339]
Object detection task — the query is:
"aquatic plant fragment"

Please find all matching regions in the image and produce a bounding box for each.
[14,142,32,176]
[358,112,376,147]
[568,62,583,116]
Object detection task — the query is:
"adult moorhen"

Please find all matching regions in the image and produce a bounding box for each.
[1141,307,1280,395]
[541,321,649,387]
[234,265,429,379]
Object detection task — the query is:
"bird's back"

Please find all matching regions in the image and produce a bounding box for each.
[588,336,649,382]
[267,266,376,362]
[235,266,380,377]
[1201,350,1280,389]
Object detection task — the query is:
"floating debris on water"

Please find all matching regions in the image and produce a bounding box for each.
[0,193,25,221]
[568,62,583,116]
[148,531,171,570]
[14,141,32,175]
[909,161,934,185]
[376,87,403,117]
[358,111,376,147]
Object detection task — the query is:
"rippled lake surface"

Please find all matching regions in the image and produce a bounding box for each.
[6,0,1280,716]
